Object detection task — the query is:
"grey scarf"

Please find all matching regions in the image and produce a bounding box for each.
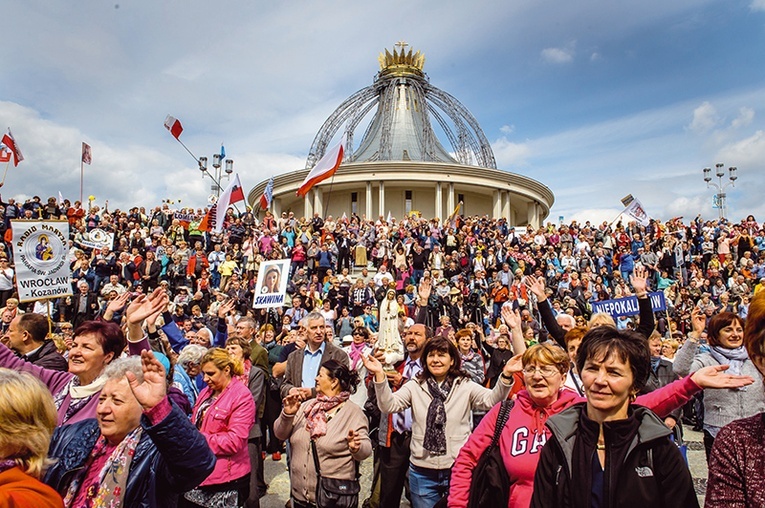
[709,345,749,376]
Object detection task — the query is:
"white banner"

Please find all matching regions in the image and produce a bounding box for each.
[252,259,291,309]
[77,228,115,250]
[12,221,72,302]
[624,198,650,227]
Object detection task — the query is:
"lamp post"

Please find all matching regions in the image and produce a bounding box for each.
[198,153,234,198]
[702,163,737,219]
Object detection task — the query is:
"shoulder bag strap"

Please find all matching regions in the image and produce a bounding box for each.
[311,439,322,477]
[488,399,515,450]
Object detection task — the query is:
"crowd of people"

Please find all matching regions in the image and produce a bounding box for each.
[1,193,765,508]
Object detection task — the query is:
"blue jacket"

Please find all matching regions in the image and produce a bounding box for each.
[45,402,216,508]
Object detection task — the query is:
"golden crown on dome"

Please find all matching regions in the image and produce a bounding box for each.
[378,41,425,78]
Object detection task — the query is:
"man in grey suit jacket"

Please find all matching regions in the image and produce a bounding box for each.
[281,311,350,400]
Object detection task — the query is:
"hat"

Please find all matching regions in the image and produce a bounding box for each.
[449,287,460,295]
[342,334,354,345]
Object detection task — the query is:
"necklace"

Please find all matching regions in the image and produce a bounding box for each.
[596,443,606,450]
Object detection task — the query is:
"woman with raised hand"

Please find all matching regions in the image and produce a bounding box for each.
[674,306,765,460]
[363,337,519,508]
[275,359,372,508]
[45,351,215,507]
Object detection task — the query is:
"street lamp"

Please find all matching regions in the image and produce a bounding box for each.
[703,163,737,219]
[198,153,234,198]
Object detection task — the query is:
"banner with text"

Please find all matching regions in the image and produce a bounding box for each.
[252,259,291,309]
[77,228,115,250]
[12,221,72,302]
[591,292,666,318]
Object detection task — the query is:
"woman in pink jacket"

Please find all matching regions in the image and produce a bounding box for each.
[182,348,256,508]
[449,343,754,508]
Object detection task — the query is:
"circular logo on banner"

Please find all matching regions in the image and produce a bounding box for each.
[16,225,68,277]
[88,228,109,246]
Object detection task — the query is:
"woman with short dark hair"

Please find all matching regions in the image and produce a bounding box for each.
[531,327,698,507]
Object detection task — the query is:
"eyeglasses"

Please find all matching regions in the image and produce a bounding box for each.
[352,331,365,336]
[522,365,561,377]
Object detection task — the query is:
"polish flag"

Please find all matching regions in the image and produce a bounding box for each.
[0,146,9,163]
[163,115,184,140]
[203,174,246,233]
[297,136,345,197]
[0,129,23,167]
[260,177,274,210]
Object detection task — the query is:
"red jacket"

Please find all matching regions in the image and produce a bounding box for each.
[0,467,63,508]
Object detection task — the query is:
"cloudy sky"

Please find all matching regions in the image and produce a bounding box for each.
[2,0,764,225]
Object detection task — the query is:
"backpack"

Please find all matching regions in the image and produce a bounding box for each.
[467,399,515,508]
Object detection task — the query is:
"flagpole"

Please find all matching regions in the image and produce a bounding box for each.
[177,139,199,164]
[0,160,9,187]
[322,173,336,218]
[80,157,84,204]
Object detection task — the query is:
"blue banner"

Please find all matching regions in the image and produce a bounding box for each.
[591,292,666,318]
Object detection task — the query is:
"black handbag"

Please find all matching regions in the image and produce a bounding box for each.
[466,399,515,508]
[311,439,361,508]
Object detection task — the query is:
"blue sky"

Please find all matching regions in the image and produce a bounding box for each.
[1,0,764,225]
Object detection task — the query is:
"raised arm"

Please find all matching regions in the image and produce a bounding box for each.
[525,275,565,347]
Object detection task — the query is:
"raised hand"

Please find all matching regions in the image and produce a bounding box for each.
[126,287,168,326]
[105,291,131,316]
[502,353,524,377]
[417,278,432,303]
[690,307,706,336]
[524,275,547,300]
[218,298,236,319]
[630,265,649,296]
[282,393,302,415]
[691,364,755,389]
[361,353,385,381]
[347,429,361,453]
[501,306,522,331]
[125,350,167,411]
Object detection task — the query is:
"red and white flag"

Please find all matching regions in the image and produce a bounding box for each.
[0,145,10,163]
[297,135,345,197]
[259,177,274,210]
[201,174,246,233]
[82,142,92,165]
[1,129,24,167]
[163,115,184,140]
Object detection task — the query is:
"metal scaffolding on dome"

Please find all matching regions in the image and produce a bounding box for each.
[305,42,497,171]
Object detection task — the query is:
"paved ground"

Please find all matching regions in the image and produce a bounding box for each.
[259,427,708,507]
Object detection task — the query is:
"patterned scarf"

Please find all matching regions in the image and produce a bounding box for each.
[63,427,142,508]
[348,342,367,370]
[304,391,350,439]
[423,377,453,455]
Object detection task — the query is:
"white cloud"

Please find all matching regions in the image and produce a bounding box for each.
[751,0,765,11]
[541,46,574,64]
[731,107,755,129]
[492,138,532,167]
[688,101,719,133]
[500,125,515,135]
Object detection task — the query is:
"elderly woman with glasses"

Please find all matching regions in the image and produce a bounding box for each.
[449,340,755,508]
